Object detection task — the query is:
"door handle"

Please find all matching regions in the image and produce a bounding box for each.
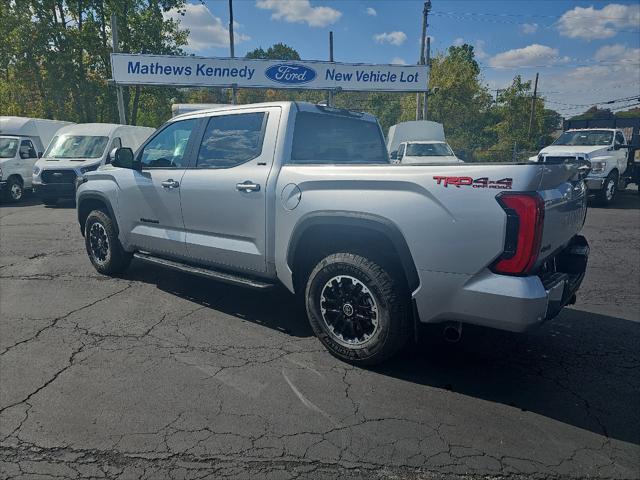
[161,179,180,189]
[236,180,261,192]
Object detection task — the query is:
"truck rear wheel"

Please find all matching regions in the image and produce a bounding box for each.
[84,210,131,275]
[305,253,411,366]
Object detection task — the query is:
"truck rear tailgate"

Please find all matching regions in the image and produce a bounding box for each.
[535,164,588,268]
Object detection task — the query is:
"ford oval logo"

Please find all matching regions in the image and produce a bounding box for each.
[265,64,316,85]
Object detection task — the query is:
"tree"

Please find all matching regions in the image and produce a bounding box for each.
[399,44,494,157]
[245,43,300,61]
[0,1,188,126]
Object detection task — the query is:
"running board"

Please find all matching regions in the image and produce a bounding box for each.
[133,252,273,290]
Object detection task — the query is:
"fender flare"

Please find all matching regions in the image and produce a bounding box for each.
[77,192,118,235]
[287,211,420,291]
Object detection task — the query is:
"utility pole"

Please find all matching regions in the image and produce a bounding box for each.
[228,0,237,104]
[416,0,431,120]
[528,72,539,138]
[328,31,334,106]
[110,14,127,124]
[423,35,430,120]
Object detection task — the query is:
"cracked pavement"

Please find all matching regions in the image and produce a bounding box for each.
[1,193,638,480]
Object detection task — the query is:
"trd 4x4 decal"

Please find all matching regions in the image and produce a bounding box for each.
[433,176,513,189]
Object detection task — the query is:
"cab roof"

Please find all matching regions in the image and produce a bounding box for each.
[54,123,155,136]
[170,101,377,123]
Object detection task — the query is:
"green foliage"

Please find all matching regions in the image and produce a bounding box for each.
[245,43,301,61]
[0,0,188,126]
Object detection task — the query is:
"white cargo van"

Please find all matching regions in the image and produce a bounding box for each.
[33,123,154,205]
[387,120,462,164]
[0,117,73,202]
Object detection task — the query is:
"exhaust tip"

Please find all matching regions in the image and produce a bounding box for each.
[443,322,462,343]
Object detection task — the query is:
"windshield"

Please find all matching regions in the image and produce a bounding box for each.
[553,130,613,146]
[405,143,453,156]
[44,135,109,159]
[0,137,19,158]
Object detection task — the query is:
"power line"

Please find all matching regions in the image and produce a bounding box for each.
[431,10,640,21]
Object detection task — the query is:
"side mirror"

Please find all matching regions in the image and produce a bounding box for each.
[390,150,398,160]
[112,147,136,169]
[38,151,43,158]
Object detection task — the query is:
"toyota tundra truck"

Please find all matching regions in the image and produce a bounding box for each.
[76,102,590,365]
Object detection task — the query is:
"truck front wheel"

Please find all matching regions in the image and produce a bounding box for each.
[84,210,131,275]
[596,172,617,206]
[5,177,24,203]
[305,252,411,366]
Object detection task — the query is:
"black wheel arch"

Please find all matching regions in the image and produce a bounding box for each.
[287,211,420,294]
[77,193,118,236]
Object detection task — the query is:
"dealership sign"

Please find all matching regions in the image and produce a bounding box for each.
[111,54,428,92]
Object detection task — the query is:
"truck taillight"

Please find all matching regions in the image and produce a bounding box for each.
[492,193,545,275]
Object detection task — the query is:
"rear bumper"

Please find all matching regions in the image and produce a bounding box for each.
[413,235,589,332]
[33,183,75,198]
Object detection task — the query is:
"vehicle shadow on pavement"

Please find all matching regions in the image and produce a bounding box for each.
[123,261,639,445]
[0,195,42,207]
[380,308,640,446]
[125,260,313,338]
[588,189,640,210]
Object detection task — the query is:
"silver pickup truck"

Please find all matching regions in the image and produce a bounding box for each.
[76,102,589,365]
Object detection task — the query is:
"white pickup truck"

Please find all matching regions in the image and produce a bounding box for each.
[76,102,590,365]
[533,128,631,206]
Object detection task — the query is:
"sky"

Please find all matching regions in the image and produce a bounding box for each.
[164,0,640,117]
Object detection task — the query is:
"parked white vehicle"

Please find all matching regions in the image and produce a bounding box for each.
[0,117,73,202]
[387,120,461,164]
[392,141,462,164]
[531,128,630,206]
[33,123,154,205]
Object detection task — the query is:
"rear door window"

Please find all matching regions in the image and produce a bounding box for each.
[290,112,388,164]
[196,112,267,168]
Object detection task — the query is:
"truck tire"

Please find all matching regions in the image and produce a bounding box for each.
[5,177,23,203]
[305,252,411,366]
[597,172,617,206]
[84,210,131,275]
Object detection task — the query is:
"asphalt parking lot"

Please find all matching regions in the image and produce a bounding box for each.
[0,191,638,480]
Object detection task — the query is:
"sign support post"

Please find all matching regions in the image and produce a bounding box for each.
[228,0,237,104]
[110,14,127,125]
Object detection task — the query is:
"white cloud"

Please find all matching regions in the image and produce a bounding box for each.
[594,43,640,63]
[521,23,538,34]
[256,0,341,28]
[453,37,464,46]
[489,44,569,68]
[558,3,640,40]
[528,45,639,116]
[164,3,250,51]
[366,7,377,16]
[390,57,407,65]
[474,40,489,60]
[374,31,407,46]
